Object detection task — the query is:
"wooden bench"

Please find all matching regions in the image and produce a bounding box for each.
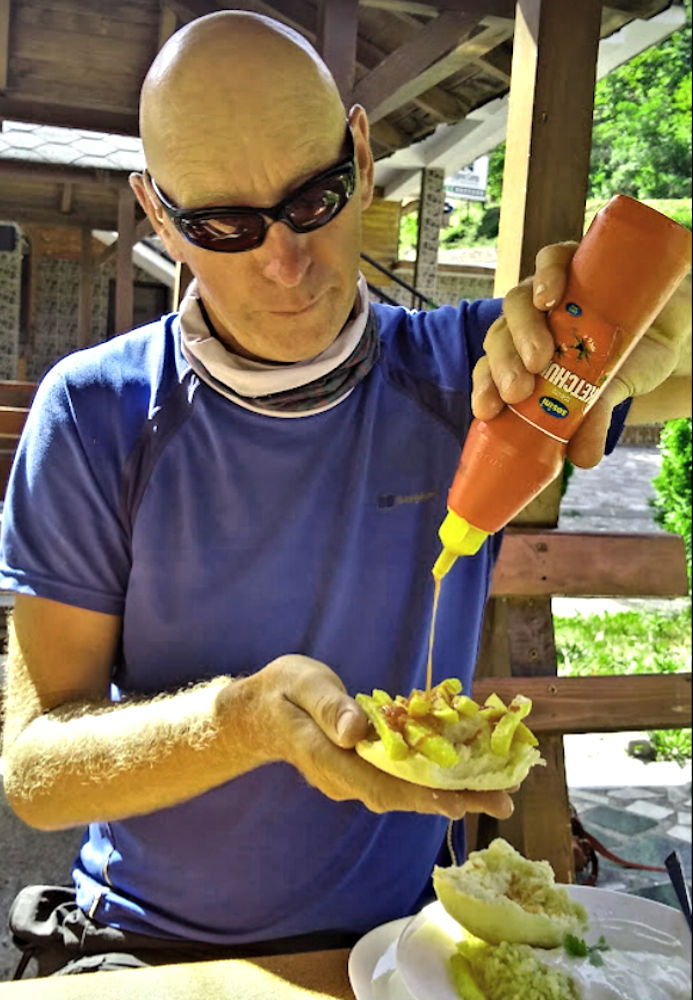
[468,527,690,879]
[0,394,36,499]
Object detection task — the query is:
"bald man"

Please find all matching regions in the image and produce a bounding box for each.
[2,10,690,978]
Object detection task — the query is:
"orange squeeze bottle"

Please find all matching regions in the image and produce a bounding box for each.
[433,194,692,579]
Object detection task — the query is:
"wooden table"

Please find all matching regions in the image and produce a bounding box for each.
[0,950,356,999]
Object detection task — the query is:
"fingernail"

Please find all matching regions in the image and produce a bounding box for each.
[520,342,539,367]
[535,282,547,297]
[500,372,516,395]
[544,298,556,309]
[337,709,359,741]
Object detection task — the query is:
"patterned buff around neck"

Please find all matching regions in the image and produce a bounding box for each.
[192,296,380,414]
[246,308,380,412]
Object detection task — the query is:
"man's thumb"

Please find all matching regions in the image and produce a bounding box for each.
[335,704,369,748]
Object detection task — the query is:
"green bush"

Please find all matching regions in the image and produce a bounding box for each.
[554,606,692,762]
[651,417,692,587]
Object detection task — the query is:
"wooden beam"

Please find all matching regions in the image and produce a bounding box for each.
[494,0,602,294]
[0,405,29,437]
[78,226,94,349]
[0,95,138,136]
[353,11,475,120]
[0,159,131,188]
[158,3,178,50]
[353,12,513,123]
[359,0,439,14]
[472,54,511,86]
[59,182,73,214]
[317,0,359,103]
[361,0,515,12]
[97,216,154,265]
[415,85,470,123]
[164,0,222,24]
[473,674,693,734]
[0,0,10,93]
[0,202,119,231]
[368,117,411,152]
[0,381,36,408]
[115,187,135,336]
[491,530,689,598]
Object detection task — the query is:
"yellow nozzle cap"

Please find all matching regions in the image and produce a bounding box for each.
[439,509,489,557]
[432,547,457,580]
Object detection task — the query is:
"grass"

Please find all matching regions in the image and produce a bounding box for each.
[554,605,692,762]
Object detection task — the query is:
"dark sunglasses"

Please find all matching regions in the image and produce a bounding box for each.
[145,125,356,253]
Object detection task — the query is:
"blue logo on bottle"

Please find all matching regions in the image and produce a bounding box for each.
[566,302,582,316]
[539,396,569,418]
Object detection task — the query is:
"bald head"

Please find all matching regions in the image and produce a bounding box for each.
[140,12,346,193]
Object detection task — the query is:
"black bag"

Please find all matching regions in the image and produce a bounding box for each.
[8,885,148,979]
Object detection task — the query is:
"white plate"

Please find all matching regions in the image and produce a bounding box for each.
[395,887,691,1000]
[348,917,415,1000]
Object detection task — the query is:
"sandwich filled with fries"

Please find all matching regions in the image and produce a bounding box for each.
[354,678,544,790]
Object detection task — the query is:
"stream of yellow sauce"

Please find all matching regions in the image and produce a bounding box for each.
[425,574,442,696]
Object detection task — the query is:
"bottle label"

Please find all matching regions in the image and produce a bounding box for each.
[510,296,627,442]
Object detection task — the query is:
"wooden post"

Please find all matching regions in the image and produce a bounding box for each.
[413,167,444,306]
[316,0,359,105]
[476,0,603,882]
[0,0,10,94]
[115,187,135,336]
[494,0,602,294]
[158,3,177,50]
[173,261,194,310]
[78,226,93,348]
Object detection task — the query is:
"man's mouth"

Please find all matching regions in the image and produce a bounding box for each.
[269,293,325,316]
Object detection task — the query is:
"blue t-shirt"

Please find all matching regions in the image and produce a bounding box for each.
[0,298,625,944]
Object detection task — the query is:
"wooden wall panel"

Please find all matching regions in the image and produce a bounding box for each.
[360,197,401,285]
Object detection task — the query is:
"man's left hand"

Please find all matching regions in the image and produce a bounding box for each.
[472,242,692,468]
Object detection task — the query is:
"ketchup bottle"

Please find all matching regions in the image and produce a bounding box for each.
[433,194,692,579]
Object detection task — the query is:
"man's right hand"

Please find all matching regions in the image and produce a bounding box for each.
[239,654,515,821]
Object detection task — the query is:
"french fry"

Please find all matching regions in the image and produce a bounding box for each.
[453,694,479,718]
[355,693,409,760]
[404,719,459,767]
[513,721,539,747]
[490,696,533,756]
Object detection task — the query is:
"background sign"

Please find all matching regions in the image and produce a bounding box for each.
[444,156,489,203]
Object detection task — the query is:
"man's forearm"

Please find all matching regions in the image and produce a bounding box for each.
[2,670,268,830]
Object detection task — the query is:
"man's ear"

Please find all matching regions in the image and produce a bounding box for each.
[348,105,375,213]
[128,172,187,263]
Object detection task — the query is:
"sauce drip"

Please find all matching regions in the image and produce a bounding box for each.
[425,574,442,696]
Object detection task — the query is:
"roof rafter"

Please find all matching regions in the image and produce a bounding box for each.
[354,11,514,123]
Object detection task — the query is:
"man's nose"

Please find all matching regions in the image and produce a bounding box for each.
[259,221,311,287]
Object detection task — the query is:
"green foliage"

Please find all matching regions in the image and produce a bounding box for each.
[589,2,691,199]
[399,201,500,257]
[485,144,505,204]
[432,2,691,251]
[561,458,575,498]
[651,418,692,586]
[649,728,692,765]
[554,606,692,761]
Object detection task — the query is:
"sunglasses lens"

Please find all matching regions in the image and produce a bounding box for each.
[181,214,266,252]
[286,169,355,232]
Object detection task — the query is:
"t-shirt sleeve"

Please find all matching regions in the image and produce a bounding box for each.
[0,365,132,614]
